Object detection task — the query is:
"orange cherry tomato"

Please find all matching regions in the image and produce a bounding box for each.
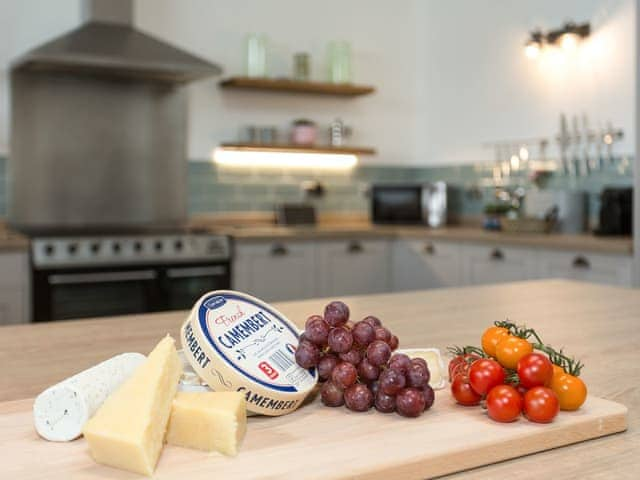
[481,326,510,358]
[550,373,587,411]
[552,363,565,380]
[495,336,533,369]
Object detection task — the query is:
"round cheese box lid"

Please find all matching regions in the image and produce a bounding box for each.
[181,290,318,416]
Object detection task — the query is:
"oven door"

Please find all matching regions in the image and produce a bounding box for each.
[33,267,162,322]
[161,263,231,311]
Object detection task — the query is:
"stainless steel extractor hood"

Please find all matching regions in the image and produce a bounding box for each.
[9,0,222,233]
[11,0,221,83]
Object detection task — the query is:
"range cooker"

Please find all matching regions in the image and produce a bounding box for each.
[31,232,231,322]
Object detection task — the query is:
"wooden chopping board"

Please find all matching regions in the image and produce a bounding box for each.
[0,391,627,479]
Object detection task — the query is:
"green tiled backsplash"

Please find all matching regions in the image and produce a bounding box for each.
[0,156,632,223]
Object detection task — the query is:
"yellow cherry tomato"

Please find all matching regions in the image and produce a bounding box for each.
[495,336,533,369]
[552,363,565,380]
[481,326,510,358]
[550,373,588,411]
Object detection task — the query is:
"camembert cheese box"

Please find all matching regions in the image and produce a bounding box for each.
[181,290,318,416]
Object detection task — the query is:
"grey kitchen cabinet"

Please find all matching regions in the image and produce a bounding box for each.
[0,252,30,325]
[317,239,391,297]
[392,239,462,291]
[461,244,537,286]
[232,241,317,302]
[536,250,632,287]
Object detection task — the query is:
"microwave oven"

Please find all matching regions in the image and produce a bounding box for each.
[371,183,449,227]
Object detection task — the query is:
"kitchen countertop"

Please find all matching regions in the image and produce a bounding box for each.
[0,279,636,478]
[0,222,29,252]
[216,223,633,255]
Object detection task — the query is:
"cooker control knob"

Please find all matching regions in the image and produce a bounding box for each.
[174,240,184,252]
[44,244,55,256]
[112,242,121,253]
[90,242,101,254]
[67,243,78,255]
[154,241,163,252]
[133,241,143,253]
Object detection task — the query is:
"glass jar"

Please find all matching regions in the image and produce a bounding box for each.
[245,33,268,77]
[327,41,351,84]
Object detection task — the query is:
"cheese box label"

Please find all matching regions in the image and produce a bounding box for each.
[181,290,318,416]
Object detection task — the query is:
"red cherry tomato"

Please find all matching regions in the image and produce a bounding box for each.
[486,385,523,423]
[517,353,554,388]
[523,386,559,423]
[468,359,506,396]
[451,375,482,406]
[448,352,482,381]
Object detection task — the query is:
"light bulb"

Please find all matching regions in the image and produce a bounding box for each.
[519,146,529,161]
[560,32,579,52]
[524,42,541,59]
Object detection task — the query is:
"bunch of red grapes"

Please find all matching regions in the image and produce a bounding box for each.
[295,300,435,417]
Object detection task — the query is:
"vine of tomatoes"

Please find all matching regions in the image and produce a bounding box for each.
[447,319,587,424]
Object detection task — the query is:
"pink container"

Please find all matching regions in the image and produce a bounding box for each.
[290,120,317,146]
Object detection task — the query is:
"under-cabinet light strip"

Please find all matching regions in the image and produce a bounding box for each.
[212,148,358,169]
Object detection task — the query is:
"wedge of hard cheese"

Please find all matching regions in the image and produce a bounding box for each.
[166,391,247,456]
[82,335,182,476]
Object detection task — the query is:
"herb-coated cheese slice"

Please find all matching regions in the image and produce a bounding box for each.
[181,290,318,416]
[33,352,146,442]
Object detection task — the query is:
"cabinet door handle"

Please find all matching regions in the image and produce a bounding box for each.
[572,255,591,269]
[423,242,435,255]
[271,244,288,256]
[490,248,504,260]
[347,241,364,254]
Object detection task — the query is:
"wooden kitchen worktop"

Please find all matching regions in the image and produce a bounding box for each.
[211,223,633,255]
[0,221,29,252]
[0,279,636,478]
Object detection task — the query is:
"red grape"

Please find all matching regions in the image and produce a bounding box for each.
[374,326,391,343]
[379,368,406,395]
[305,317,330,346]
[327,326,353,353]
[344,384,373,412]
[320,381,344,407]
[358,358,380,382]
[422,385,435,410]
[305,314,324,329]
[339,348,362,365]
[362,315,382,328]
[367,340,391,366]
[411,357,428,369]
[331,361,358,388]
[407,362,430,388]
[388,353,411,374]
[324,301,350,327]
[295,340,320,368]
[352,321,375,346]
[370,380,380,397]
[317,354,339,380]
[396,388,426,417]
[375,391,396,413]
[388,335,399,350]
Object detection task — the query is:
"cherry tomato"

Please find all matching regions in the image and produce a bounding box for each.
[481,326,510,357]
[486,385,523,422]
[495,336,533,369]
[552,363,565,379]
[550,373,587,411]
[451,375,482,406]
[517,352,554,388]
[523,386,559,423]
[448,352,481,381]
[468,359,506,396]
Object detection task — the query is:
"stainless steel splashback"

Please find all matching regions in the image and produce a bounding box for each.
[9,70,188,231]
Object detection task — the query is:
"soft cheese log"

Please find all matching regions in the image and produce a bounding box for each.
[33,352,146,441]
[82,335,182,476]
[166,391,247,456]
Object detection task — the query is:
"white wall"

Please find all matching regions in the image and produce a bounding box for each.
[417,0,635,165]
[0,0,636,167]
[0,0,81,154]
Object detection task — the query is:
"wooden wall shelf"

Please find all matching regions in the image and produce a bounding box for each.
[219,143,376,155]
[219,77,375,96]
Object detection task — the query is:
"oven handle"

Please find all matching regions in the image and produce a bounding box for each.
[166,266,228,279]
[48,270,158,285]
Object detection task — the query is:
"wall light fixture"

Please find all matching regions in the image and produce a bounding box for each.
[524,21,590,59]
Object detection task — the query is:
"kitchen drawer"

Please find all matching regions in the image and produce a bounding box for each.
[462,244,537,286]
[317,239,391,297]
[537,250,633,287]
[392,239,463,291]
[232,241,317,302]
[0,286,28,325]
[0,252,29,287]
